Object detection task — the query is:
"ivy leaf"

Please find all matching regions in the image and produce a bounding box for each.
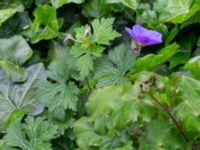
[94,44,135,88]
[153,0,200,23]
[0,36,33,82]
[51,0,84,9]
[0,63,45,131]
[24,4,59,43]
[169,52,190,69]
[0,0,24,26]
[169,32,196,69]
[184,56,200,80]
[82,0,110,18]
[91,18,121,45]
[0,12,32,38]
[139,119,186,150]
[175,75,200,134]
[181,11,200,28]
[4,117,58,150]
[131,43,179,73]
[38,59,79,120]
[104,0,140,10]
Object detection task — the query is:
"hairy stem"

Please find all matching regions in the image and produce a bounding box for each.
[149,93,189,143]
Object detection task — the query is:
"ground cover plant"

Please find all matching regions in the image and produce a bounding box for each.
[0,0,200,149]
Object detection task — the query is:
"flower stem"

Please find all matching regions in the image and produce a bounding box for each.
[131,40,142,56]
[125,11,135,21]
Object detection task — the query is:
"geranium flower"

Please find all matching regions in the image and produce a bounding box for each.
[125,25,162,46]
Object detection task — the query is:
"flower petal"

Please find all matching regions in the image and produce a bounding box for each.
[132,25,147,39]
[125,24,163,46]
[125,27,135,39]
[145,30,162,45]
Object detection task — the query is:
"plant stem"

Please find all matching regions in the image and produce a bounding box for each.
[149,93,189,143]
[125,11,135,21]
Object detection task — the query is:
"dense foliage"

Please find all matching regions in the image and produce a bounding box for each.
[0,0,200,149]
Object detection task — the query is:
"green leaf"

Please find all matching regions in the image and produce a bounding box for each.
[70,40,104,80]
[136,3,157,23]
[0,36,33,82]
[4,117,58,150]
[169,32,196,68]
[165,26,179,45]
[153,0,200,23]
[91,18,121,45]
[39,81,79,120]
[74,117,102,149]
[0,36,32,65]
[48,114,75,136]
[177,32,197,52]
[0,12,32,38]
[104,0,140,10]
[48,41,71,62]
[46,57,78,83]
[0,63,45,130]
[87,85,136,128]
[131,43,179,73]
[51,0,84,9]
[184,56,200,80]
[197,37,200,47]
[174,75,200,134]
[38,59,79,120]
[94,44,135,88]
[22,0,34,8]
[24,4,59,43]
[87,84,155,130]
[169,51,190,69]
[70,18,120,79]
[0,60,28,83]
[76,53,94,80]
[0,140,4,149]
[70,42,94,79]
[0,0,24,26]
[181,11,200,28]
[82,0,110,18]
[75,84,155,149]
[139,119,186,150]
[5,109,25,129]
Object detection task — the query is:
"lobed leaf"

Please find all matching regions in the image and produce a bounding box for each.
[3,117,58,150]
[92,18,121,45]
[94,44,135,88]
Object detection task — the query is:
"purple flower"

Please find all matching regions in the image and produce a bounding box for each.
[125,25,162,46]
